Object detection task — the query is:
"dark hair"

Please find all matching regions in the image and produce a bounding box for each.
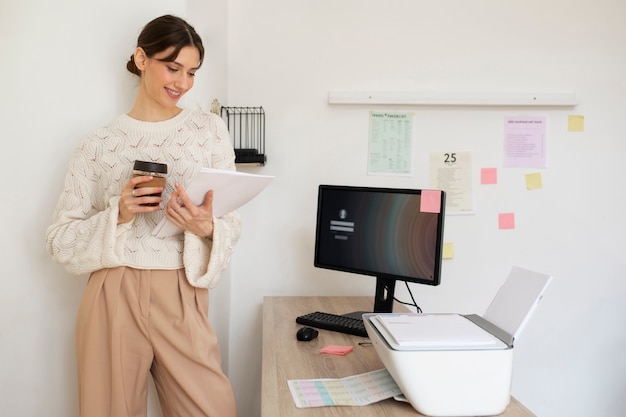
[126,15,205,76]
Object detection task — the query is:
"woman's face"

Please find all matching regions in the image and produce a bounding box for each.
[140,45,201,110]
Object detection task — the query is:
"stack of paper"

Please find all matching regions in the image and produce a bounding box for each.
[153,168,274,238]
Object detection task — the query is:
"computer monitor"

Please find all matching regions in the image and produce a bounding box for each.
[314,185,446,315]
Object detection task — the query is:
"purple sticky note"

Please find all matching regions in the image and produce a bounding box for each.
[420,190,442,213]
[498,213,515,230]
[481,168,498,185]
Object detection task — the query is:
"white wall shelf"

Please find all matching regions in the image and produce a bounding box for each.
[328,91,578,107]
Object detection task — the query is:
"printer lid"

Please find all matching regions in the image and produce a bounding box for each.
[363,266,552,351]
[366,313,508,351]
[483,266,552,342]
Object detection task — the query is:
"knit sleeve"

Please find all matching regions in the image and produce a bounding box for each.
[45,138,129,275]
[181,112,242,288]
[182,211,242,288]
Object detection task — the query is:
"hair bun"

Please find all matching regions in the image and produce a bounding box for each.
[126,54,140,76]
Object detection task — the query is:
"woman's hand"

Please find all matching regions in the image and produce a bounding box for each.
[118,176,164,224]
[165,183,215,239]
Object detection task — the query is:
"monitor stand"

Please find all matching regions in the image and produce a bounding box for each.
[342,276,396,319]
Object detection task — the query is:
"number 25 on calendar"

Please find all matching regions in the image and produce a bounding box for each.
[443,153,457,164]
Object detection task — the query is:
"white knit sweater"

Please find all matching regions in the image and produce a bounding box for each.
[45,109,241,289]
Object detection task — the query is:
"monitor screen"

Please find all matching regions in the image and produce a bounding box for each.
[314,185,446,313]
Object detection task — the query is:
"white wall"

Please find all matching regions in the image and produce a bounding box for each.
[2,1,626,417]
[0,1,228,417]
[226,1,626,417]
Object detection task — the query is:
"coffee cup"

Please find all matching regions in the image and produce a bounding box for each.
[133,160,168,206]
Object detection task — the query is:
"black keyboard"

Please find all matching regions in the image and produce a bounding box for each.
[295,311,368,338]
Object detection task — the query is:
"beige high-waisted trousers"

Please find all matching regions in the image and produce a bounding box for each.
[75,266,237,417]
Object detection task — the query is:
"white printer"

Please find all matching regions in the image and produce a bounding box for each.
[363,266,552,417]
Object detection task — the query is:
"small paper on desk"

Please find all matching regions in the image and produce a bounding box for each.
[152,168,274,238]
[287,368,402,408]
[320,344,353,355]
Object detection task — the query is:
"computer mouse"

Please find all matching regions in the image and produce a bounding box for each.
[296,327,319,342]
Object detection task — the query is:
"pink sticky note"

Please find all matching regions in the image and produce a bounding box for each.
[481,168,498,185]
[320,345,353,356]
[498,213,515,230]
[420,190,442,213]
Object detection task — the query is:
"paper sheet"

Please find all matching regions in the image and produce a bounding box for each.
[442,242,455,259]
[480,167,498,185]
[568,114,584,132]
[319,345,353,355]
[419,190,442,213]
[367,111,414,175]
[429,151,474,214]
[152,168,274,238]
[525,172,543,190]
[371,314,502,350]
[287,369,402,408]
[498,213,515,230]
[503,116,546,168]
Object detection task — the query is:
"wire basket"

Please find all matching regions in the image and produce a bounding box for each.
[221,106,266,165]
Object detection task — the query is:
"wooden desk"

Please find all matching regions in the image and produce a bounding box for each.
[261,296,536,417]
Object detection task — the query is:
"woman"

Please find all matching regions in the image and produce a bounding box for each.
[45,15,240,417]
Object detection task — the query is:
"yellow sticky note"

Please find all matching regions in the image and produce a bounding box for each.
[525,172,543,190]
[568,115,584,132]
[442,242,455,259]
